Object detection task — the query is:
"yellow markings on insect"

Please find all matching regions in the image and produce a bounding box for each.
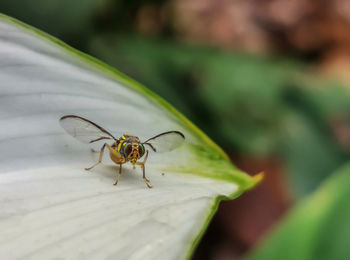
[117,140,124,152]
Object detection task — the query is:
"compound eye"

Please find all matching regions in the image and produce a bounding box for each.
[124,143,132,156]
[139,143,145,157]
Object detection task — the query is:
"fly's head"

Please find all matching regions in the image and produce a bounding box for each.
[121,134,145,164]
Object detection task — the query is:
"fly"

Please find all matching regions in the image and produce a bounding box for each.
[59,115,185,188]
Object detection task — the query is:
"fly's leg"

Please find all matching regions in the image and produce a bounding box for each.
[85,143,106,171]
[142,150,149,182]
[138,162,152,188]
[142,150,149,164]
[105,144,126,186]
[136,150,152,188]
[113,163,123,186]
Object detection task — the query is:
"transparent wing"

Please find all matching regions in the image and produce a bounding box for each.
[143,131,185,152]
[59,115,117,144]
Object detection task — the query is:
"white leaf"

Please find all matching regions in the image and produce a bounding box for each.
[0,14,261,260]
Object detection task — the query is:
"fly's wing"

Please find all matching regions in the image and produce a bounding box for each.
[59,115,117,144]
[143,131,185,152]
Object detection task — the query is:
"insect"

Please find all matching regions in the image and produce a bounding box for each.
[59,115,185,188]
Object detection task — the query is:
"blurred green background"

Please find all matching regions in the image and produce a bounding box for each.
[2,0,350,259]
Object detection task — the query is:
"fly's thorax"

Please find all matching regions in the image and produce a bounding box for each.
[121,133,140,143]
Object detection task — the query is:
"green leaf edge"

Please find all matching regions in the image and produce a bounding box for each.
[0,13,263,260]
[183,187,248,260]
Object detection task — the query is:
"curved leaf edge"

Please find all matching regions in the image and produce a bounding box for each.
[185,172,263,259]
[184,186,252,260]
[0,13,262,188]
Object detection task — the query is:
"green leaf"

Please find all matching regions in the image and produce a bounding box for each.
[246,163,350,260]
[0,14,260,259]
